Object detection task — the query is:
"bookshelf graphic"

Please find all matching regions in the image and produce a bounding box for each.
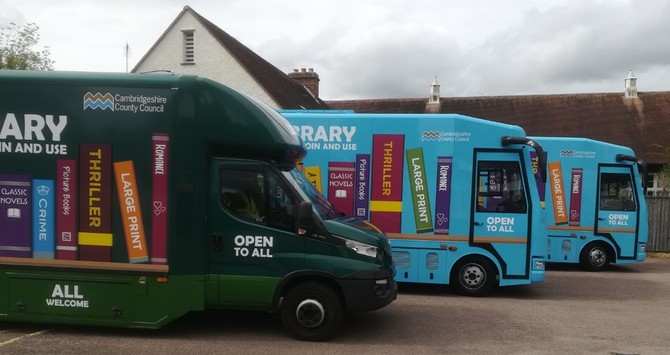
[0,175,32,258]
[1,133,174,266]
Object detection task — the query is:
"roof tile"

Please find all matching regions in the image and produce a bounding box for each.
[327,92,670,164]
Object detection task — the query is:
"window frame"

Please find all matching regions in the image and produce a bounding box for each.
[599,172,636,212]
[218,165,299,232]
[475,160,528,214]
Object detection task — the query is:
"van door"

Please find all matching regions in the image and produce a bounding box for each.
[471,151,532,279]
[595,165,639,260]
[208,159,305,308]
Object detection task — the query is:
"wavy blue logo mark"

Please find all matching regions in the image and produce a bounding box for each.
[83,92,114,111]
[422,131,442,141]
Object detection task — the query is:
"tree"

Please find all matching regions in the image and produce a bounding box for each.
[652,144,670,196]
[0,22,54,70]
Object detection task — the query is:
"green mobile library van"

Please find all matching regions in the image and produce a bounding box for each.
[0,70,396,341]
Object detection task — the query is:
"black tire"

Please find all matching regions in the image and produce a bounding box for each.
[579,242,610,271]
[280,282,344,341]
[451,257,497,297]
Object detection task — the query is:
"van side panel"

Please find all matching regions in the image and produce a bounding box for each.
[533,137,648,266]
[0,72,305,327]
[285,112,547,290]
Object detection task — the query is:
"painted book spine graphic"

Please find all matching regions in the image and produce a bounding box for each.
[569,168,583,226]
[370,134,404,233]
[487,170,509,212]
[0,175,31,257]
[78,143,113,261]
[434,156,452,235]
[548,161,568,225]
[531,151,547,207]
[354,154,371,220]
[114,160,149,263]
[303,166,322,193]
[56,160,77,260]
[406,148,433,233]
[327,162,355,216]
[32,179,55,259]
[151,133,169,264]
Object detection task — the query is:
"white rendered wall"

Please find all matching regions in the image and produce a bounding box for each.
[134,12,279,108]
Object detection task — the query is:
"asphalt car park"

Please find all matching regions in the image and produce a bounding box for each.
[1,256,669,354]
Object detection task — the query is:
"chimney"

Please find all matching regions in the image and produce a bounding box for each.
[429,76,440,103]
[426,76,441,113]
[624,69,638,99]
[289,68,320,98]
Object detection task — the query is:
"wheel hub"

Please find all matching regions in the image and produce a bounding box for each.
[589,248,606,266]
[461,264,485,289]
[295,299,325,328]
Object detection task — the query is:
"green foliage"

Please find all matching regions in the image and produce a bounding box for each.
[658,165,670,196]
[0,22,54,70]
[653,144,670,196]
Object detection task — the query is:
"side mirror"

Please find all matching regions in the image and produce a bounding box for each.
[297,201,314,234]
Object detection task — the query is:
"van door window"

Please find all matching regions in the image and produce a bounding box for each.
[600,173,636,211]
[476,161,527,213]
[265,172,298,231]
[219,167,298,231]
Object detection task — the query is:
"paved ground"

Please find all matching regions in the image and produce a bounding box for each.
[1,257,669,354]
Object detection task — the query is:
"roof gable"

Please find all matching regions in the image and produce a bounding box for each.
[133,6,327,110]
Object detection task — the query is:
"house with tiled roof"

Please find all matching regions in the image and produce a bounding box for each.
[327,73,670,196]
[134,7,669,195]
[132,6,327,110]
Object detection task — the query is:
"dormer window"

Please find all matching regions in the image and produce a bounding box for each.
[182,29,195,64]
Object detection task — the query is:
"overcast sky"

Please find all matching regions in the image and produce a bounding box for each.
[2,0,669,100]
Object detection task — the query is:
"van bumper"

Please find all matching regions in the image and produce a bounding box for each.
[637,243,647,262]
[637,252,647,262]
[337,269,397,312]
[531,257,546,283]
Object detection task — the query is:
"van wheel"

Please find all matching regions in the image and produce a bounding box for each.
[580,242,610,271]
[280,282,344,341]
[451,257,497,297]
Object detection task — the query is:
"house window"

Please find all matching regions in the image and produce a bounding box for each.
[647,173,666,196]
[182,29,195,64]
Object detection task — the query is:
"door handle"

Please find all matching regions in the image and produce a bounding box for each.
[211,233,222,252]
[474,221,484,226]
[598,217,606,221]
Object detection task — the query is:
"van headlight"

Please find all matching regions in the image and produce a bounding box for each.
[344,239,379,259]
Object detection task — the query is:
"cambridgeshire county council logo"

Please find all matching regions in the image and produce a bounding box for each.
[83,92,114,111]
[421,131,471,142]
[559,150,596,158]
